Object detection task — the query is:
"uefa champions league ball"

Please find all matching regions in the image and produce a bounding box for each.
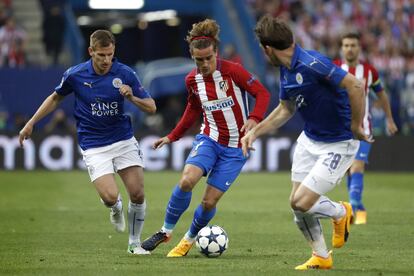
[195,225,229,258]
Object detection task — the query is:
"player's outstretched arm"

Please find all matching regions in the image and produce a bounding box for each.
[19,92,64,147]
[240,119,258,133]
[241,100,295,156]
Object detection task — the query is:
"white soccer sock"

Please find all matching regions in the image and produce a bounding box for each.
[184,231,196,242]
[293,210,329,258]
[128,200,146,245]
[161,226,173,235]
[307,195,345,220]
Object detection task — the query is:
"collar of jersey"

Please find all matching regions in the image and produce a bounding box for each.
[288,44,301,71]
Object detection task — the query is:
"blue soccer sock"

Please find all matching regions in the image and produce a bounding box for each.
[187,204,216,240]
[348,172,364,210]
[162,185,192,233]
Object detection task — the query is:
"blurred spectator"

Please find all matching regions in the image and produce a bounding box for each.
[0,16,27,68]
[0,0,12,27]
[403,104,414,135]
[402,57,414,135]
[247,0,414,135]
[44,108,76,134]
[222,43,242,64]
[387,46,406,130]
[39,0,66,65]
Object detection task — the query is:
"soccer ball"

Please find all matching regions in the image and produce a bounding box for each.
[195,225,229,258]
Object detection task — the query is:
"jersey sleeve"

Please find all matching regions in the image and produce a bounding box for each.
[167,79,202,142]
[55,68,74,96]
[230,63,270,122]
[127,69,151,99]
[309,55,347,87]
[369,64,384,93]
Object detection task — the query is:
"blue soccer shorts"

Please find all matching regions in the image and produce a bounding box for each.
[185,134,247,192]
[354,140,372,163]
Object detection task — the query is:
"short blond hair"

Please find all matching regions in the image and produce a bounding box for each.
[90,30,115,49]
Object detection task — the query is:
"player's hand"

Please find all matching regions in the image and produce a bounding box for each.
[119,84,133,100]
[351,125,374,143]
[240,118,257,133]
[19,123,34,147]
[386,118,398,135]
[152,136,171,150]
[241,130,256,157]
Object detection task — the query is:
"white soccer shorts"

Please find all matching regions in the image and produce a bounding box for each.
[291,132,359,195]
[81,137,145,182]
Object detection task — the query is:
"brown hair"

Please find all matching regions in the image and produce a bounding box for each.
[340,32,361,45]
[254,15,293,50]
[186,19,220,53]
[90,30,115,49]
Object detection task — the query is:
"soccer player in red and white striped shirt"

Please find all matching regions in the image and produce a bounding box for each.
[334,32,398,224]
[141,19,270,256]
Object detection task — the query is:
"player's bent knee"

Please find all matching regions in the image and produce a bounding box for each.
[290,191,316,212]
[101,193,118,206]
[179,176,197,191]
[350,161,365,174]
[201,199,216,211]
[129,191,145,203]
[290,199,310,212]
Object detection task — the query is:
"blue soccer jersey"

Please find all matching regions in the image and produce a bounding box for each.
[280,45,352,142]
[55,59,151,150]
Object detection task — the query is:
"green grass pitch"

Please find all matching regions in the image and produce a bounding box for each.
[0,171,413,275]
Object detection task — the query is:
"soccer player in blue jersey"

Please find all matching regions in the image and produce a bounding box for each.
[241,15,372,270]
[18,30,156,255]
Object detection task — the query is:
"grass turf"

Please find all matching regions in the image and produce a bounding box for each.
[0,171,413,275]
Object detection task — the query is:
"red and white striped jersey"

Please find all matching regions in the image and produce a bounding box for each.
[167,59,270,148]
[333,60,384,137]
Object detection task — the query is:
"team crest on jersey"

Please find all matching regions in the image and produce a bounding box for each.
[219,80,229,93]
[112,78,123,88]
[296,73,303,84]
